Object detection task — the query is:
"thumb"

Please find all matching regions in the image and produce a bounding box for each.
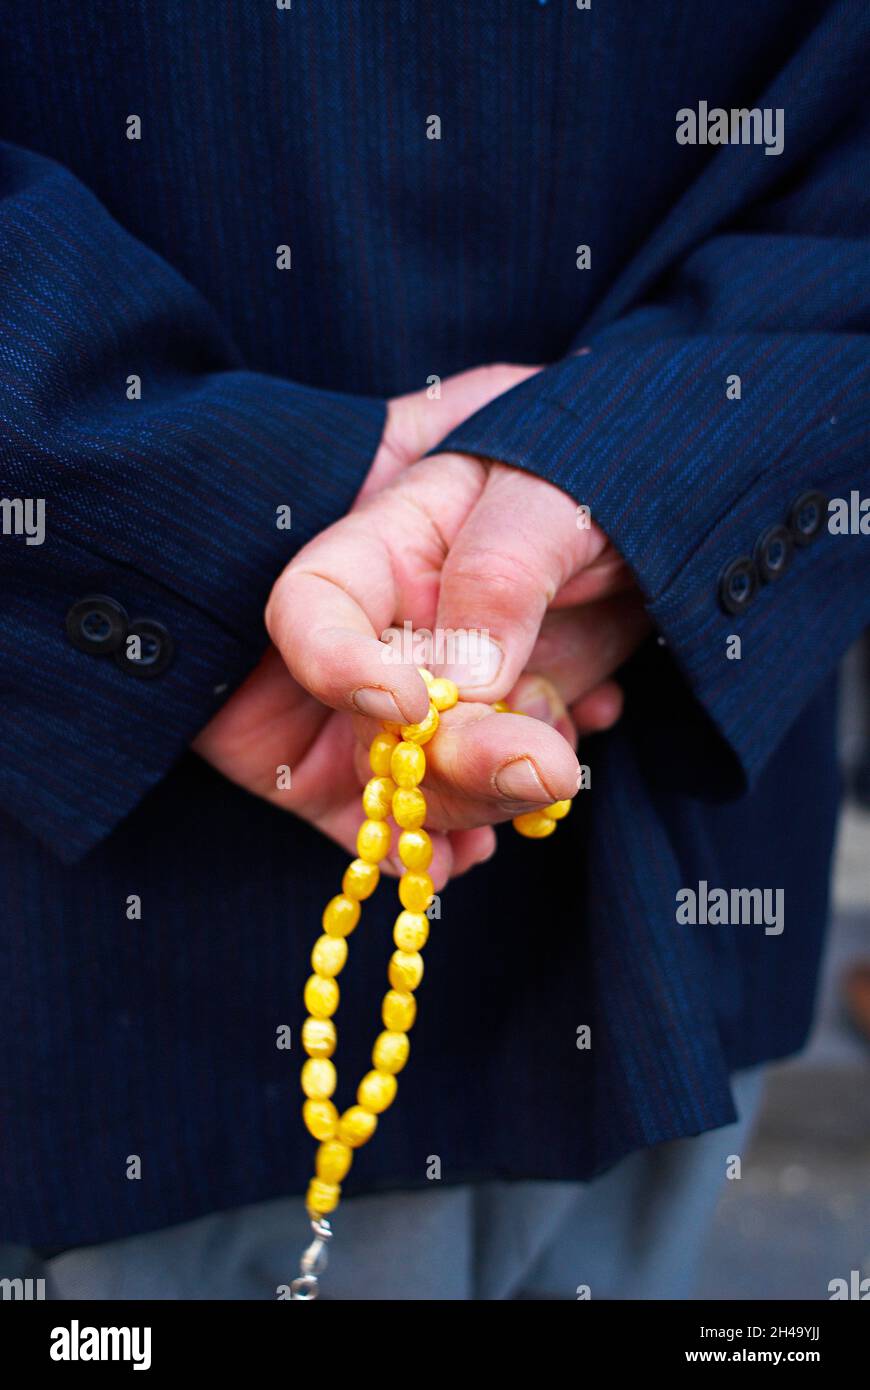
[432,464,606,699]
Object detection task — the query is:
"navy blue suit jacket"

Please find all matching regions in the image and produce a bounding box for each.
[0,0,867,1245]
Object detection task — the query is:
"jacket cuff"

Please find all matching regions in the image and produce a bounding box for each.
[1,386,384,862]
[435,333,870,792]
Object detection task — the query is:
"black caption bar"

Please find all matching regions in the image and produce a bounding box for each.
[0,1297,862,1374]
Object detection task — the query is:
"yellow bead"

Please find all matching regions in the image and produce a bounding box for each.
[399,871,434,913]
[382,988,417,1032]
[401,704,439,746]
[322,893,361,938]
[389,949,424,992]
[492,699,511,713]
[358,1069,397,1114]
[428,677,459,712]
[338,1105,378,1148]
[417,667,435,687]
[301,1057,337,1100]
[301,1016,336,1058]
[372,1030,410,1075]
[311,934,348,978]
[398,828,433,871]
[304,973,339,1018]
[390,740,427,789]
[393,909,429,952]
[342,858,380,902]
[392,786,427,830]
[315,1139,353,1183]
[543,799,572,821]
[306,1178,341,1215]
[369,730,399,776]
[362,775,396,820]
[513,810,558,839]
[303,1098,338,1141]
[356,818,392,863]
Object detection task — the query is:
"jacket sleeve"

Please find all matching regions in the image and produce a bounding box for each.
[0,141,385,862]
[436,36,870,797]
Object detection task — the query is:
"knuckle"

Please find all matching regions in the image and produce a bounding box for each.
[445,545,546,611]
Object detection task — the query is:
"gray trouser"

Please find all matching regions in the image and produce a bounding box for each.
[1,1069,763,1300]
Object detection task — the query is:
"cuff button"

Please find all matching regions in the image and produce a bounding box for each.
[66,595,129,654]
[718,556,757,615]
[114,618,174,678]
[787,490,828,546]
[754,524,793,583]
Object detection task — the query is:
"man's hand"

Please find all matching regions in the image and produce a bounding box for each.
[197,372,652,883]
[193,364,539,886]
[265,451,652,837]
[432,458,653,733]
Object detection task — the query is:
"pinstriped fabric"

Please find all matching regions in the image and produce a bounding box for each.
[439,7,870,779]
[0,0,864,1243]
[0,143,385,857]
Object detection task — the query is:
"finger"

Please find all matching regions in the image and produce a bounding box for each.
[418,703,580,822]
[552,552,635,606]
[387,365,542,466]
[267,455,487,723]
[353,704,578,833]
[268,560,429,725]
[432,463,608,699]
[503,673,575,745]
[350,737,497,874]
[523,595,652,706]
[448,825,498,874]
[570,680,624,735]
[360,364,542,500]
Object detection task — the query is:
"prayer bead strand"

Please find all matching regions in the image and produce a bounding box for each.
[290,669,571,1298]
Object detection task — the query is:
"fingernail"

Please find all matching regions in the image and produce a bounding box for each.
[494,757,549,802]
[352,687,405,721]
[437,636,503,691]
[511,676,566,728]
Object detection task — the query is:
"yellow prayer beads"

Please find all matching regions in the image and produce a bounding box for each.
[382,989,416,1032]
[302,1098,338,1141]
[310,934,348,978]
[372,1030,410,1074]
[362,776,396,820]
[398,870,434,913]
[301,1017,336,1058]
[292,666,573,1297]
[393,909,429,951]
[338,1105,377,1148]
[303,974,339,1019]
[397,828,432,871]
[391,787,426,829]
[316,1139,353,1183]
[341,860,379,902]
[322,894,361,937]
[357,1069,397,1113]
[356,818,391,863]
[390,740,426,789]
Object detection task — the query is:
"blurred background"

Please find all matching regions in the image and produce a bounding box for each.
[697,635,870,1298]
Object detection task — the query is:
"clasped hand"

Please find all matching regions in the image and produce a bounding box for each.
[194,364,650,886]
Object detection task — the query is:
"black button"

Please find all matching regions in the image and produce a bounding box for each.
[113,618,174,678]
[66,595,128,654]
[718,556,757,615]
[754,524,793,583]
[787,490,828,546]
